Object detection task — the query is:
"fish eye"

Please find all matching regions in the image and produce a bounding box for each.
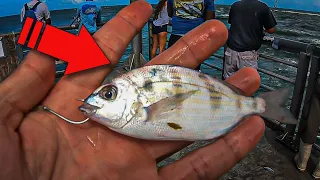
[99,85,118,101]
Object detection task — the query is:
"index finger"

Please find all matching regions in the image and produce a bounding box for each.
[145,20,228,69]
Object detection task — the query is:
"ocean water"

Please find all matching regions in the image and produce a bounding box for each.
[0,5,319,92]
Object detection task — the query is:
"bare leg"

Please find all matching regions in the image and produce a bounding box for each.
[158,31,168,54]
[151,34,159,59]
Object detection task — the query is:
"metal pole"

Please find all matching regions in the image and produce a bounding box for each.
[276,52,311,152]
[148,20,152,61]
[295,55,320,144]
[123,0,147,71]
[15,36,24,64]
[221,45,226,80]
[289,53,311,123]
[131,0,144,68]
[132,30,143,67]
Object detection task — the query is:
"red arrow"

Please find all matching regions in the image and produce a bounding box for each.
[18,17,110,75]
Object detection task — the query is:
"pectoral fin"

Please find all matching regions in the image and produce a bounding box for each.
[145,90,198,122]
[131,102,148,121]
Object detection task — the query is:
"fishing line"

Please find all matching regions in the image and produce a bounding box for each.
[38,105,89,125]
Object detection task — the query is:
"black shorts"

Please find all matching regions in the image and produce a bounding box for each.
[168,34,182,48]
[152,24,167,34]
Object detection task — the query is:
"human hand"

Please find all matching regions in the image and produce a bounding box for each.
[0,1,265,180]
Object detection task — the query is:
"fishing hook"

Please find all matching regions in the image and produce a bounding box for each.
[38,104,89,125]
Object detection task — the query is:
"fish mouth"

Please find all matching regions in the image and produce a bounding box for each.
[78,103,101,115]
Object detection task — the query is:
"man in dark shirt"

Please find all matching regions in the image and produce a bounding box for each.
[223,0,277,79]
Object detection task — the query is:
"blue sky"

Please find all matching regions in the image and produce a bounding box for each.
[0,0,319,17]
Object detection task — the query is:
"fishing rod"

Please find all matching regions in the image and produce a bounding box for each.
[69,8,80,27]
[69,16,79,26]
[274,0,279,8]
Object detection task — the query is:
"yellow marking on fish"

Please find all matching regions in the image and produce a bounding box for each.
[167,123,183,130]
[236,97,242,109]
[140,81,244,109]
[209,89,239,100]
[252,99,258,109]
[155,89,240,107]
[189,99,237,106]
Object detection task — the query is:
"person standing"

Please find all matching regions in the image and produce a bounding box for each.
[223,0,277,80]
[20,0,51,26]
[75,0,102,35]
[19,0,51,55]
[167,0,215,72]
[151,0,170,59]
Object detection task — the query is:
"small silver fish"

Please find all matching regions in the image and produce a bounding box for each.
[79,65,297,141]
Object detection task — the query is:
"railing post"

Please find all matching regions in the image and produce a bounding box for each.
[276,52,312,152]
[221,44,226,80]
[132,29,143,67]
[123,0,146,70]
[122,0,147,71]
[148,20,152,61]
[294,55,320,149]
[15,35,24,64]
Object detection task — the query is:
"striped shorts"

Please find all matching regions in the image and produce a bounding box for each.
[223,46,259,80]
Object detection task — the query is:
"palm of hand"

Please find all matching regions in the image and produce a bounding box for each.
[19,112,157,179]
[0,2,265,180]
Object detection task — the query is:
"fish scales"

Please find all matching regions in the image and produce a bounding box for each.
[79,65,297,141]
[121,65,255,114]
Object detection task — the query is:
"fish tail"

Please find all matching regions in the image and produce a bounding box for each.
[256,88,298,124]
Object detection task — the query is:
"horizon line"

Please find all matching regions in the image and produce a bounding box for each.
[0,3,319,19]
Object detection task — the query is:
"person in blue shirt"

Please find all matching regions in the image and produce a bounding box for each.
[167,0,215,71]
[75,0,102,35]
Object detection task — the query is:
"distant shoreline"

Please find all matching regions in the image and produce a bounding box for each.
[0,4,154,19]
[1,4,319,19]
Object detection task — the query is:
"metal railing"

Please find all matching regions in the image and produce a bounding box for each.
[147,20,320,152]
[147,20,300,93]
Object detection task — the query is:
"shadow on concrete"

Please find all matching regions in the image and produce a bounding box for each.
[221,127,316,180]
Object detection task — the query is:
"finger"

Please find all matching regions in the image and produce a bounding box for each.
[41,1,153,121]
[159,116,265,180]
[225,67,261,96]
[0,50,56,126]
[57,1,153,89]
[142,68,261,161]
[145,20,228,69]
